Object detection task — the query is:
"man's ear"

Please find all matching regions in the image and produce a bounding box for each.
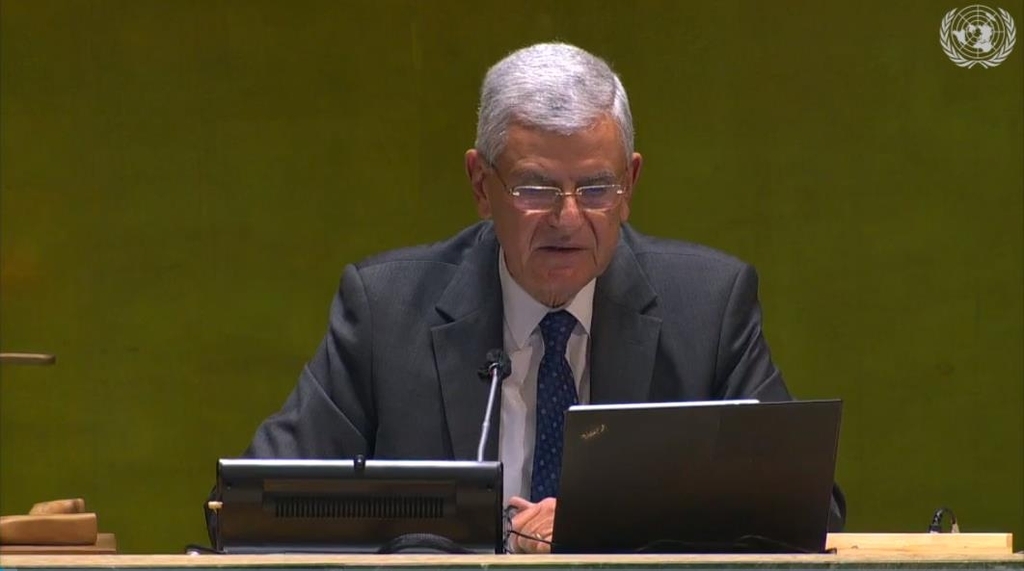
[619,152,643,223]
[629,152,643,188]
[466,149,492,219]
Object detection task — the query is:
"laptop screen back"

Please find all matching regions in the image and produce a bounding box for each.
[552,399,841,554]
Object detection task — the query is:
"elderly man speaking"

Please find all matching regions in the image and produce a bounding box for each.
[237,42,845,553]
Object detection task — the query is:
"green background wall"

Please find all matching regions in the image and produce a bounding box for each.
[1,0,1021,554]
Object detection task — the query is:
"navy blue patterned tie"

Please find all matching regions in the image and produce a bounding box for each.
[530,310,579,501]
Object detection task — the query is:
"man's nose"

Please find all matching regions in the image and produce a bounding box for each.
[550,193,584,226]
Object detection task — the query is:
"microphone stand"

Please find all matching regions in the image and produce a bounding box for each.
[477,363,503,462]
[476,349,511,462]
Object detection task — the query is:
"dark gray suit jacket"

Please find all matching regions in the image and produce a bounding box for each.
[242,221,845,529]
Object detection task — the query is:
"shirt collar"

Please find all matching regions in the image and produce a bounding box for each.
[498,247,595,351]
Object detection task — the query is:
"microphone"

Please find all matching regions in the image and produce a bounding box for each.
[476,349,512,462]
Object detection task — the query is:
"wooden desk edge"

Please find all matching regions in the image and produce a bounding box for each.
[1,533,1017,567]
[2,552,1022,568]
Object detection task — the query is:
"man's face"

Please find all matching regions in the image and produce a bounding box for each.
[467,115,643,307]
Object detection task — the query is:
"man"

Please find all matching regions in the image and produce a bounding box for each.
[239,42,845,553]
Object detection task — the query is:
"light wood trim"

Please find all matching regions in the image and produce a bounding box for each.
[1,552,1022,567]
[0,534,1017,567]
[826,532,1013,555]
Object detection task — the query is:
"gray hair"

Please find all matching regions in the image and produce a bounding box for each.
[474,42,634,165]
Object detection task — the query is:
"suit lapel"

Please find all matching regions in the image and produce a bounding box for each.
[431,226,504,460]
[590,236,662,404]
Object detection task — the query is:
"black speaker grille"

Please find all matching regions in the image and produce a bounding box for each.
[273,496,445,519]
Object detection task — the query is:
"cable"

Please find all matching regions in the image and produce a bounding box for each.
[507,529,555,546]
[183,543,223,555]
[635,535,835,554]
[928,507,959,533]
[502,508,554,553]
[376,533,476,554]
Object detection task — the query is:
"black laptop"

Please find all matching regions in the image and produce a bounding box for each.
[551,399,842,554]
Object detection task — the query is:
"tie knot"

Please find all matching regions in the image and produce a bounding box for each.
[539,310,577,353]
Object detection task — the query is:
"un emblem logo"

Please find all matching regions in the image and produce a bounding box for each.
[940,5,1017,68]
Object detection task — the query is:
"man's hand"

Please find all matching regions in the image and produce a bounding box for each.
[508,496,556,554]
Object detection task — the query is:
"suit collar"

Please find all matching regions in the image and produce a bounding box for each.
[498,247,596,350]
[430,222,663,458]
[435,223,656,317]
[434,223,501,321]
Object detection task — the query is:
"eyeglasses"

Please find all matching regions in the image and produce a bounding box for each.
[488,165,626,211]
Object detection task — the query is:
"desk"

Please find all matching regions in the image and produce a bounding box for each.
[0,552,1022,570]
[1,534,1021,570]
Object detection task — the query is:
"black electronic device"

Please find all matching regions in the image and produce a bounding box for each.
[552,399,842,554]
[212,458,503,553]
[210,350,511,554]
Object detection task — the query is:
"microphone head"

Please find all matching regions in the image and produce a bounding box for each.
[479,349,512,382]
[495,350,511,380]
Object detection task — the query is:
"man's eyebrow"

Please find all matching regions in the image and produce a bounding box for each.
[508,170,558,186]
[577,170,619,185]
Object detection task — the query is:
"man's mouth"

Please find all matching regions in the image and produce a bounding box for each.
[538,245,583,252]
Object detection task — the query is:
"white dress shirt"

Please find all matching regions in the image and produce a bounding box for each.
[497,250,594,503]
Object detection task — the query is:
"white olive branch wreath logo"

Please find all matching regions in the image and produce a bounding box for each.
[940,6,1016,69]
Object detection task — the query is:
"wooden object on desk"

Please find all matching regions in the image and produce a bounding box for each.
[0,533,116,555]
[827,532,1014,555]
[0,497,115,554]
[0,513,97,546]
[29,499,86,516]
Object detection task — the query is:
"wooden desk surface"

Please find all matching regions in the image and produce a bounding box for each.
[1,534,1020,569]
[1,552,1022,569]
